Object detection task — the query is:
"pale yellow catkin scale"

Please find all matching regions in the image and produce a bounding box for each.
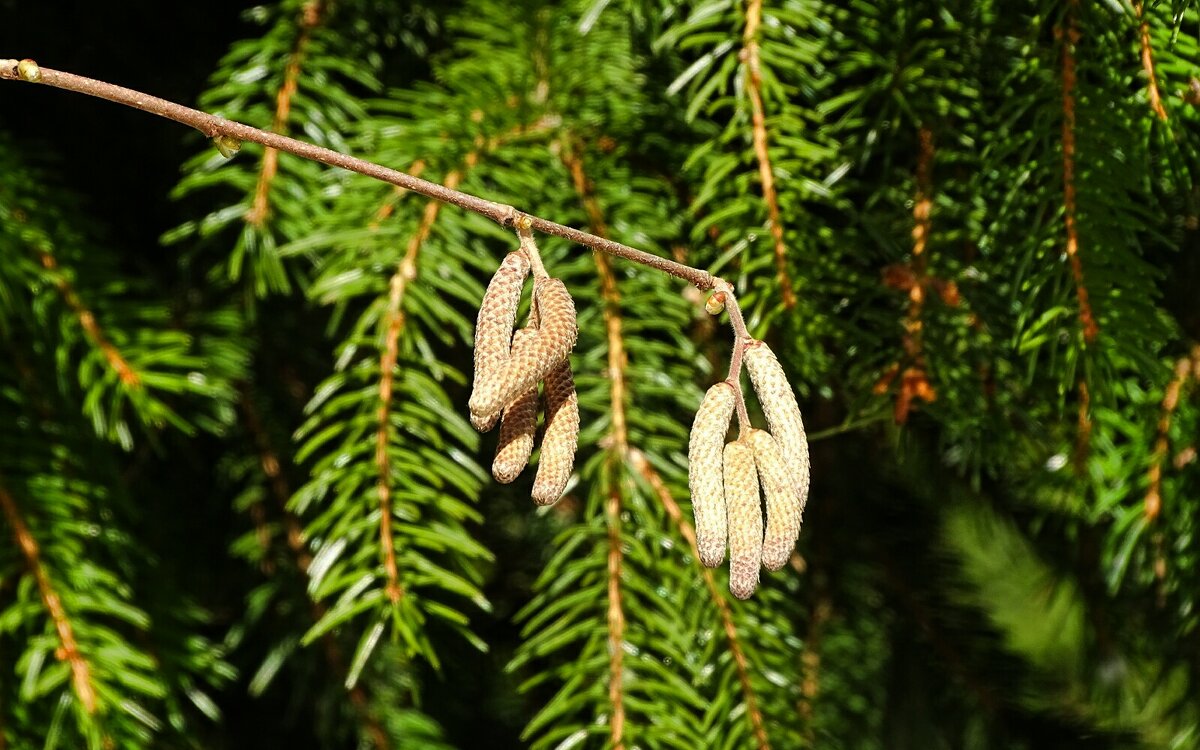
[531,357,579,505]
[471,277,577,422]
[688,382,736,567]
[724,439,763,600]
[748,429,800,571]
[470,252,530,432]
[493,329,539,483]
[744,341,811,516]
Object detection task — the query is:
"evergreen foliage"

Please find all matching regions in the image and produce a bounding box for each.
[2,0,1200,747]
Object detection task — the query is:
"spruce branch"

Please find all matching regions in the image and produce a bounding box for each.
[1133,1,1169,122]
[1057,14,1100,344]
[629,448,772,750]
[1144,347,1200,524]
[0,60,718,291]
[0,479,98,715]
[562,144,628,746]
[38,248,141,388]
[741,0,797,311]
[561,145,628,454]
[246,0,330,227]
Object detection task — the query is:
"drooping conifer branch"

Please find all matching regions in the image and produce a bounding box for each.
[0,61,719,293]
[562,144,628,748]
[247,0,329,227]
[1058,14,1100,344]
[1144,348,1199,522]
[1133,1,1169,122]
[374,160,470,604]
[38,249,141,387]
[628,448,772,750]
[0,480,98,715]
[741,0,797,310]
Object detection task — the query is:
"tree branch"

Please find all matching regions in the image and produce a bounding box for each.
[1133,1,1169,123]
[246,0,329,227]
[0,478,98,715]
[0,59,717,291]
[741,0,797,310]
[1058,15,1100,344]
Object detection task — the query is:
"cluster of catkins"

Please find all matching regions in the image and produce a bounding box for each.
[469,250,580,504]
[689,339,810,599]
[469,242,809,600]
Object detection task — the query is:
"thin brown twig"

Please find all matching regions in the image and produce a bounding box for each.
[374,167,468,605]
[376,268,407,604]
[376,123,529,608]
[374,156,476,606]
[1134,1,1169,122]
[627,449,770,750]
[741,0,796,310]
[38,250,140,387]
[0,478,98,714]
[1059,13,1100,343]
[562,144,627,747]
[0,61,714,291]
[706,286,753,433]
[604,482,626,750]
[1144,347,1199,524]
[246,0,328,227]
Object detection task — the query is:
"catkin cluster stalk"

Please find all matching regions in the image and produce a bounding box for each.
[471,252,579,505]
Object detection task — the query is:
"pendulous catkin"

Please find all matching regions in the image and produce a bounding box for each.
[748,429,799,571]
[470,252,530,432]
[531,356,579,505]
[744,341,811,515]
[688,382,736,567]
[724,438,763,600]
[470,277,577,423]
[493,328,539,483]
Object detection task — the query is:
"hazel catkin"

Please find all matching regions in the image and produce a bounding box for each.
[470,252,530,432]
[748,429,800,571]
[688,382,736,567]
[724,438,763,600]
[744,340,811,515]
[470,277,577,423]
[492,328,539,483]
[531,356,579,505]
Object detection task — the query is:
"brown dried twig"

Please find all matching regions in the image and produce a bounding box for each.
[0,479,98,715]
[246,0,328,227]
[0,60,717,291]
[741,0,797,310]
[1134,1,1169,122]
[1059,13,1100,343]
